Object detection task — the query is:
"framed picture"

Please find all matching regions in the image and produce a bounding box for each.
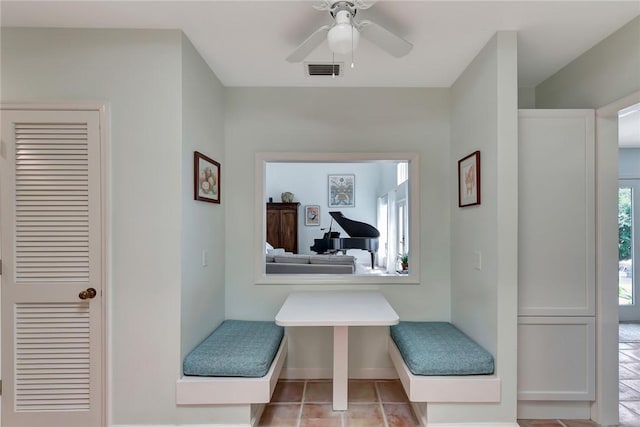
[458,151,481,207]
[305,205,320,226]
[194,151,220,204]
[328,174,355,208]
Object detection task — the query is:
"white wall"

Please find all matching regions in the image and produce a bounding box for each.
[224,87,451,375]
[620,148,640,178]
[0,28,242,426]
[444,32,518,424]
[536,16,640,109]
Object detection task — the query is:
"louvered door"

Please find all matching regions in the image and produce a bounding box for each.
[1,108,104,427]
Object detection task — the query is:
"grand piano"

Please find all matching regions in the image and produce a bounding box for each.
[310,211,380,269]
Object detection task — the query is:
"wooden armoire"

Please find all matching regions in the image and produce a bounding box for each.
[266,202,299,253]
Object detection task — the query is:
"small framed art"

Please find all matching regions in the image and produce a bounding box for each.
[328,174,355,208]
[194,151,220,204]
[305,205,320,226]
[458,151,481,207]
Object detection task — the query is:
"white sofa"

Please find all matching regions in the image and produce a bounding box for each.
[265,253,355,274]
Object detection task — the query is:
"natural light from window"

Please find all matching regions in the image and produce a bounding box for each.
[619,186,633,306]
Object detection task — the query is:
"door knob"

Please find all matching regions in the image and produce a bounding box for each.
[79,287,97,300]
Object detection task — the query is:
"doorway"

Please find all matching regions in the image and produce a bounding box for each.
[0,105,108,427]
[617,101,640,425]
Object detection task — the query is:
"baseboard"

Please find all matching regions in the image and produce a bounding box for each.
[280,367,398,379]
[112,425,250,427]
[426,423,520,427]
[409,402,519,427]
[517,400,591,419]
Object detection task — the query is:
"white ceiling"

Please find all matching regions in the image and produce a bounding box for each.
[2,0,639,88]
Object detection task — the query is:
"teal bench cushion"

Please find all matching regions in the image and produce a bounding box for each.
[390,321,494,376]
[183,320,284,378]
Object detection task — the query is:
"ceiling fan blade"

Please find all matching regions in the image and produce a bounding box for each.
[286,25,332,63]
[357,20,413,58]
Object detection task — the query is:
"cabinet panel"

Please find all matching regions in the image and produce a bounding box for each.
[266,203,299,253]
[266,209,281,249]
[518,317,595,401]
[518,110,595,316]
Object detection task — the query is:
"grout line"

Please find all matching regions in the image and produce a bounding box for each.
[374,381,390,427]
[296,380,307,427]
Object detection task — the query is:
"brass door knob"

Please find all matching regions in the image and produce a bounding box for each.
[79,287,97,300]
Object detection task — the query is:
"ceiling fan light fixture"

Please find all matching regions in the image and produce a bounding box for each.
[328,23,359,54]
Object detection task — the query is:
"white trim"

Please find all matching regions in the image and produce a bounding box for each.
[518,400,591,420]
[279,367,398,380]
[590,92,640,425]
[596,91,640,117]
[388,339,501,403]
[254,151,420,285]
[176,336,287,405]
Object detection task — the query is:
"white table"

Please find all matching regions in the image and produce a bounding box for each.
[275,291,399,410]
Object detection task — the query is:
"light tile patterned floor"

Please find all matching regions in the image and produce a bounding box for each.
[619,341,640,427]
[261,337,640,427]
[257,379,419,427]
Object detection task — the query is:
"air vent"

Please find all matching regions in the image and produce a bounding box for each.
[306,63,342,77]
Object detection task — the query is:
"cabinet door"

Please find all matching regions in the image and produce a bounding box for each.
[280,209,298,253]
[266,209,281,248]
[518,110,595,316]
[518,317,595,400]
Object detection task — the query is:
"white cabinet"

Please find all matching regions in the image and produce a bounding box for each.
[518,110,596,408]
[518,317,595,400]
[518,110,595,317]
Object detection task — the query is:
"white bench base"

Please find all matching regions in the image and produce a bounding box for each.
[176,336,287,405]
[389,338,500,403]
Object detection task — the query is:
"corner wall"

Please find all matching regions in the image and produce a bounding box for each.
[536,16,640,109]
[442,31,518,424]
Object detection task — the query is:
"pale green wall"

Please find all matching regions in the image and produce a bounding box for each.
[536,16,640,108]
[180,34,226,359]
[1,28,243,426]
[1,25,524,426]
[443,32,518,424]
[224,87,452,375]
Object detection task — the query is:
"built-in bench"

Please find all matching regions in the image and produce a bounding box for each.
[176,320,287,405]
[388,321,501,403]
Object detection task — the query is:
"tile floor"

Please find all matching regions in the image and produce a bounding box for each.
[257,379,419,427]
[619,340,640,426]
[260,337,640,427]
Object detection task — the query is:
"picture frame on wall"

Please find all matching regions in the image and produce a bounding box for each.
[328,174,355,208]
[458,151,481,207]
[194,151,220,204]
[305,205,320,226]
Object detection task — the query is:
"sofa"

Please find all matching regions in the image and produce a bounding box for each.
[265,253,355,274]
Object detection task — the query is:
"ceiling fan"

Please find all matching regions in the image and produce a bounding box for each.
[286,0,413,63]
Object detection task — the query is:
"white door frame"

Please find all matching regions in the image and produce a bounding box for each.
[619,178,640,321]
[594,91,640,426]
[1,102,110,427]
